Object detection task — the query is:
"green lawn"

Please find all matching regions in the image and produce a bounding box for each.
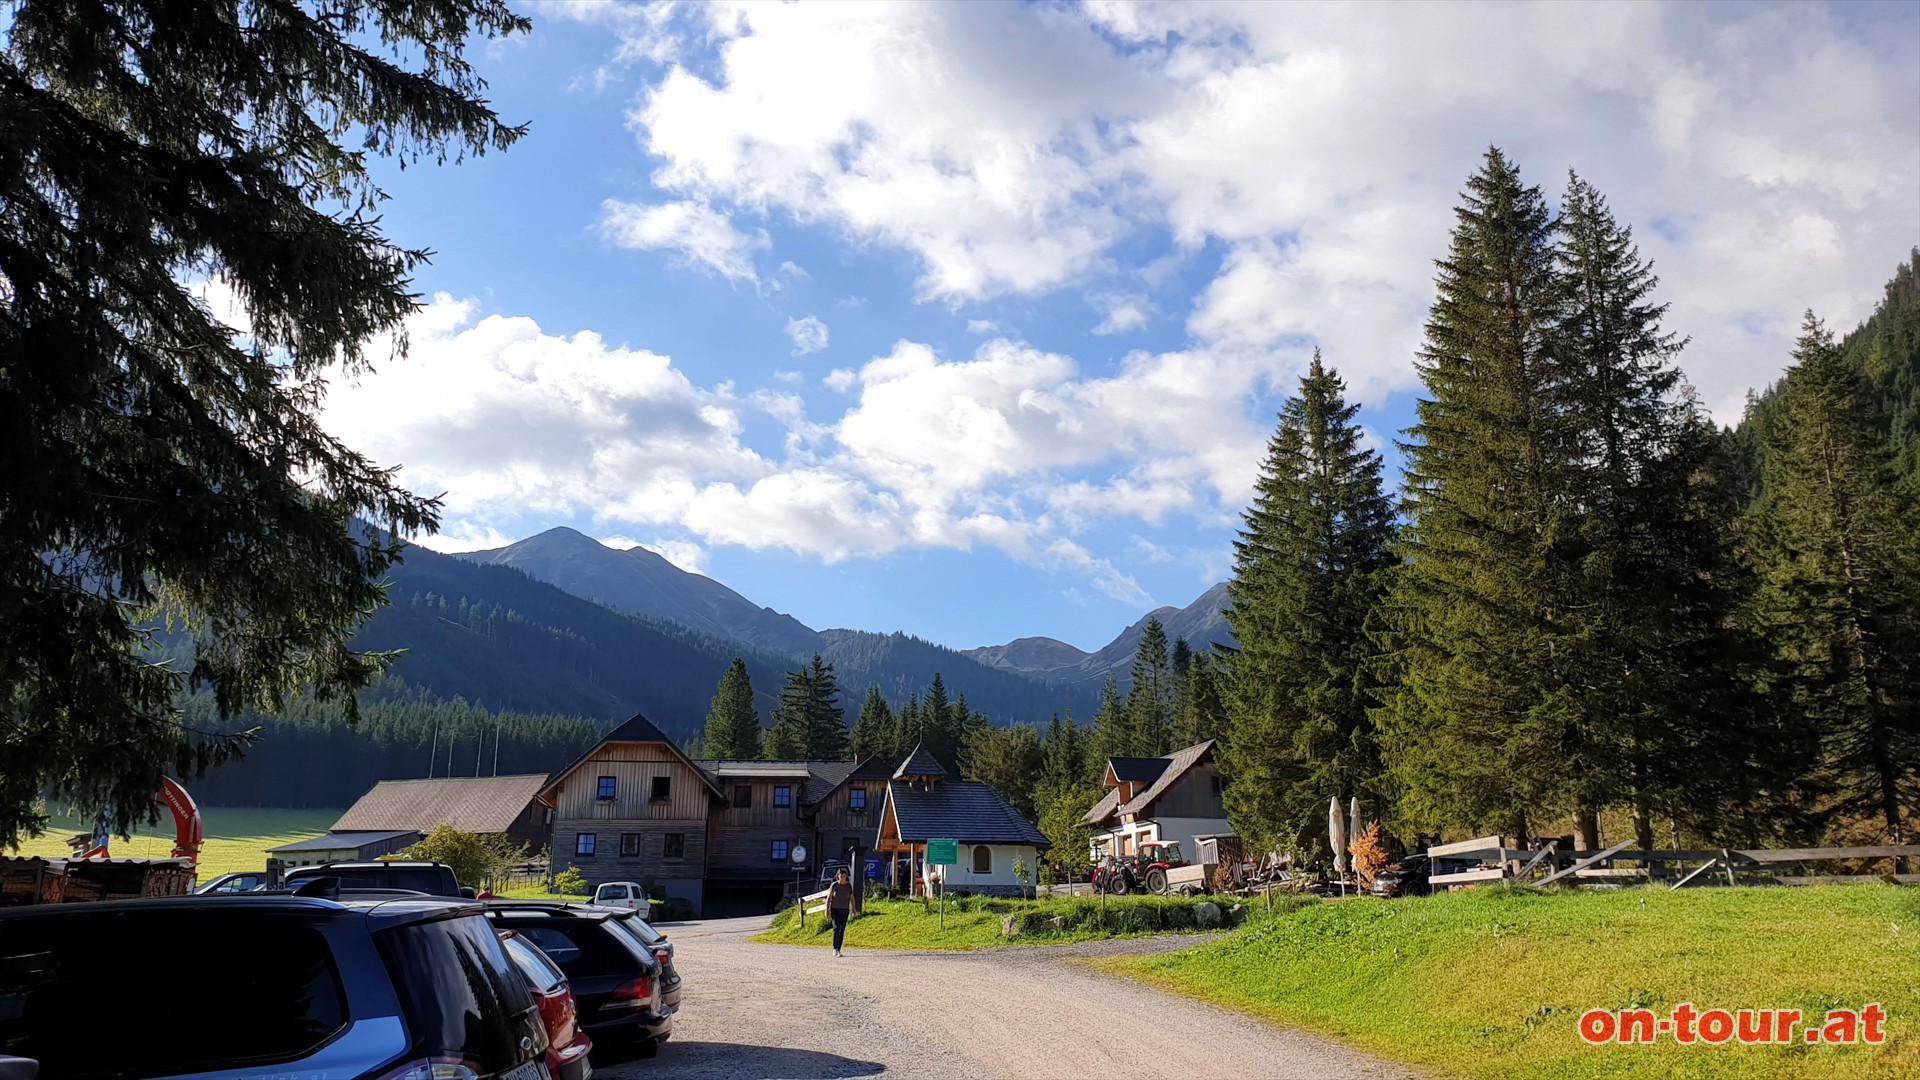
[1103,885,1919,1080]
[754,893,1238,950]
[6,806,338,879]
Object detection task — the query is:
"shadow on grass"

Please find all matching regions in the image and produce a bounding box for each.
[640,1042,885,1079]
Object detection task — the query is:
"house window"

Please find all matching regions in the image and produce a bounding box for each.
[1210,775,1223,796]
[575,833,597,857]
[973,845,992,874]
[620,833,641,857]
[665,833,685,861]
[774,786,791,808]
[596,776,616,800]
[849,787,867,812]
[771,839,789,862]
[733,785,751,808]
[651,775,671,802]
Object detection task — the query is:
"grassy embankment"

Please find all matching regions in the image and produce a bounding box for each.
[1103,884,1918,1080]
[755,892,1242,950]
[6,807,338,878]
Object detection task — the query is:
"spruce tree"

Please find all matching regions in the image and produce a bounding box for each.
[1377,148,1583,840]
[1126,617,1175,755]
[850,686,896,760]
[1743,315,1920,849]
[892,695,922,764]
[702,659,762,760]
[0,0,526,844]
[1554,174,1770,848]
[1220,353,1397,853]
[803,654,849,760]
[764,675,810,760]
[1091,674,1129,762]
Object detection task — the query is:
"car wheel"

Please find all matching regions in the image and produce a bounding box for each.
[635,1039,661,1060]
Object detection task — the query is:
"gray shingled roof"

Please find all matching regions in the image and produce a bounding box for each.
[266,830,419,854]
[1081,786,1122,827]
[333,775,547,834]
[886,780,1047,847]
[893,742,947,779]
[803,760,861,806]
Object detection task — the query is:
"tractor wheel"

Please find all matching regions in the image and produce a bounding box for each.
[1146,868,1169,894]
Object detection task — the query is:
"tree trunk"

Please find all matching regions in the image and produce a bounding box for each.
[1575,810,1601,852]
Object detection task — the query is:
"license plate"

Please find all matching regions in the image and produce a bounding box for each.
[501,1061,549,1080]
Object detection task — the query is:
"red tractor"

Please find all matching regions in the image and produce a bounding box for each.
[1093,840,1188,895]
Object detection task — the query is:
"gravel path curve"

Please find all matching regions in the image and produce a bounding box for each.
[597,915,1414,1080]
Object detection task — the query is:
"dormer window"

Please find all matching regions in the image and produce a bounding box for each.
[595,776,616,800]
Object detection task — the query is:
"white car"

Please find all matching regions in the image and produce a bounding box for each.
[591,880,648,912]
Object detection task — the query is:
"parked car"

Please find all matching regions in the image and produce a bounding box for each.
[502,930,595,1080]
[485,903,673,1063]
[282,860,467,897]
[602,910,682,1013]
[1371,853,1432,898]
[492,900,681,1012]
[589,880,648,912]
[0,892,549,1079]
[193,869,267,894]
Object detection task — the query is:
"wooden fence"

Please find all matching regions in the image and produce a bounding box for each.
[1427,835,1920,890]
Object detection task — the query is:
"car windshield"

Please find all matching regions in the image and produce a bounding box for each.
[0,909,347,1078]
[376,913,540,1072]
[1150,843,1182,862]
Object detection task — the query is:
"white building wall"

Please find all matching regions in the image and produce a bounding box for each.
[1152,817,1235,861]
[1090,817,1232,862]
[946,844,1041,889]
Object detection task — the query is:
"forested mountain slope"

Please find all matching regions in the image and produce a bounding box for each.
[462,527,823,655]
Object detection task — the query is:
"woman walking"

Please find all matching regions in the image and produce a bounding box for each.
[827,867,854,956]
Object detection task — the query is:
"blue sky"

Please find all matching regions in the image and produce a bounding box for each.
[310,1,1920,652]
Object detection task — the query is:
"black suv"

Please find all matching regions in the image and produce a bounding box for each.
[485,903,672,1063]
[282,860,467,897]
[0,893,548,1079]
[491,900,682,1013]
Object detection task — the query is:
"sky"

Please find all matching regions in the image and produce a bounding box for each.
[312,0,1920,653]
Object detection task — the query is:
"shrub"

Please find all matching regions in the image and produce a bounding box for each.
[1162,903,1195,930]
[552,866,587,896]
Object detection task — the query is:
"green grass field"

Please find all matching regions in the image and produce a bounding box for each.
[755,892,1237,950]
[5,806,338,879]
[1103,884,1919,1080]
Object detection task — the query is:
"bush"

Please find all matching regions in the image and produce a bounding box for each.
[552,866,587,896]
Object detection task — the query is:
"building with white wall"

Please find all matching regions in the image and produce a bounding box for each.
[1082,740,1231,864]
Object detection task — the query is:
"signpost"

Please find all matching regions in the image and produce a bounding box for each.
[927,838,957,930]
[792,843,809,928]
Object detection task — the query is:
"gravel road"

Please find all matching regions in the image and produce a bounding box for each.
[598,915,1414,1080]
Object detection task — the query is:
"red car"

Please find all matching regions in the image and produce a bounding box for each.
[502,930,595,1080]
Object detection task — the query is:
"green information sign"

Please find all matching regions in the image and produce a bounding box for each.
[926,838,958,865]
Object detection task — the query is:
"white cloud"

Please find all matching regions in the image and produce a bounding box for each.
[965,319,999,335]
[822,368,857,393]
[589,1,1916,418]
[1092,294,1150,336]
[322,297,1291,601]
[772,369,804,384]
[598,197,768,282]
[786,315,829,355]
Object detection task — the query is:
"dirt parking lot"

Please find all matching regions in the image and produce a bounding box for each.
[603,915,1413,1080]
